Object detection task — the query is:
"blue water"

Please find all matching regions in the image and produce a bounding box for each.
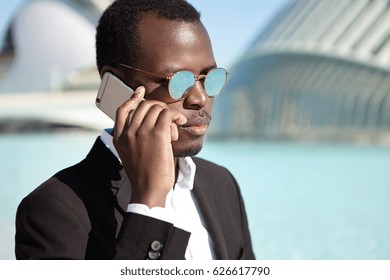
[1,132,389,259]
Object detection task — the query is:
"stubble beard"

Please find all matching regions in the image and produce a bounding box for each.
[173,143,203,158]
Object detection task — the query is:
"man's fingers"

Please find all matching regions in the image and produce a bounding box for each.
[170,111,187,141]
[170,123,179,141]
[155,109,187,139]
[127,100,167,130]
[173,111,187,126]
[113,87,186,143]
[113,86,145,139]
[137,104,166,130]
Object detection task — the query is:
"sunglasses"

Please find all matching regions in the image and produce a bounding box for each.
[117,63,228,101]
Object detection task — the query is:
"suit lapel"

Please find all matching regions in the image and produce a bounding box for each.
[193,174,229,259]
[111,171,131,213]
[86,137,131,236]
[107,162,133,237]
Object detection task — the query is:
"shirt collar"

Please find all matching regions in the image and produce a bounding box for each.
[176,156,196,191]
[100,128,121,162]
[100,129,197,190]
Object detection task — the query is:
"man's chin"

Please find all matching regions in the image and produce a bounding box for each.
[173,144,203,157]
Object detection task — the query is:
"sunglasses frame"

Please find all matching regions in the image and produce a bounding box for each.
[117,63,228,100]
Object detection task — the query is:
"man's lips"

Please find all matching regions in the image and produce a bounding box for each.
[182,118,210,127]
[180,118,210,136]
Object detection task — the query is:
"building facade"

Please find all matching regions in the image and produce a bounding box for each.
[211,0,390,143]
[0,0,111,93]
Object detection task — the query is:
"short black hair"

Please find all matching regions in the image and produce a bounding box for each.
[95,0,201,74]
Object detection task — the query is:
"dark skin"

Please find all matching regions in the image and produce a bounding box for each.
[101,13,216,208]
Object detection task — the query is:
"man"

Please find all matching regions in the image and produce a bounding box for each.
[15,0,254,260]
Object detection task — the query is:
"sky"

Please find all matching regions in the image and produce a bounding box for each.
[0,0,290,67]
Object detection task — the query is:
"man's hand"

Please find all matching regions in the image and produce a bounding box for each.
[113,86,187,208]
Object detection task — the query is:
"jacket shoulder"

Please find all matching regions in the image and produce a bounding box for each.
[192,157,237,183]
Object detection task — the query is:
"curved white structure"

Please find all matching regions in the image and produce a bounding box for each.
[0,0,110,93]
[246,0,390,70]
[212,0,390,143]
[0,0,113,132]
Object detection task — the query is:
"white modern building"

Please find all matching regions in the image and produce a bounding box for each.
[0,0,113,132]
[212,0,390,143]
[0,0,112,93]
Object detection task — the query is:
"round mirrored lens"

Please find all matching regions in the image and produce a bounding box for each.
[204,68,227,97]
[168,71,195,100]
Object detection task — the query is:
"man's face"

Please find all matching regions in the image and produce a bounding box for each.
[128,14,216,157]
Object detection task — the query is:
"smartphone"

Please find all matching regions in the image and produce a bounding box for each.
[95,72,134,121]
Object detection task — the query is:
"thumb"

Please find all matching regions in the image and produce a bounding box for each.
[133,86,145,100]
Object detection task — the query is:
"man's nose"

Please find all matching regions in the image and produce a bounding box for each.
[183,80,208,109]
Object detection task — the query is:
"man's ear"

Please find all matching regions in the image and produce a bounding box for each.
[100,65,122,79]
[100,65,126,84]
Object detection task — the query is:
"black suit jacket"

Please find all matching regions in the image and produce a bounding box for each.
[15,137,255,260]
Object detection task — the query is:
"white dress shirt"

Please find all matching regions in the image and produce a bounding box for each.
[100,129,215,260]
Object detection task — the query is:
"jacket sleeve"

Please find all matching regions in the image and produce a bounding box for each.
[221,167,255,260]
[235,177,256,260]
[115,212,190,259]
[15,194,91,259]
[15,193,190,260]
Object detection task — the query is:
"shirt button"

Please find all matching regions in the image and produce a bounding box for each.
[151,240,163,251]
[148,250,161,260]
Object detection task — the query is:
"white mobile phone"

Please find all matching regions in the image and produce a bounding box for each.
[95,72,134,121]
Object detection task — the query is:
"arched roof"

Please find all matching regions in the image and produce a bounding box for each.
[210,0,390,143]
[0,0,111,93]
